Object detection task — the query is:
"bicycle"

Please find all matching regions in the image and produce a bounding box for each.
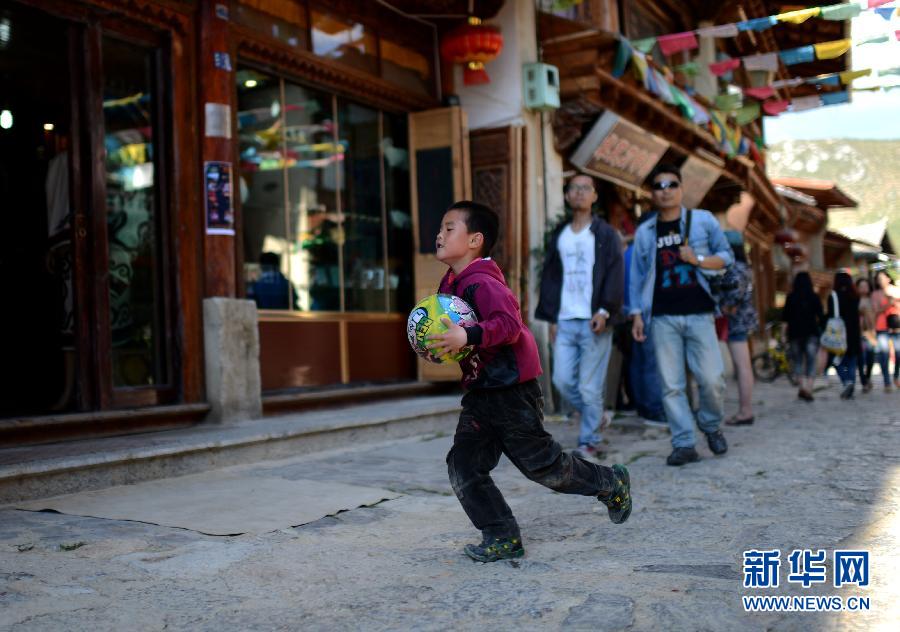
[752,322,798,386]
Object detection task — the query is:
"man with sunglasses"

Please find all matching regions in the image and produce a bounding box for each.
[628,164,733,466]
[536,174,624,459]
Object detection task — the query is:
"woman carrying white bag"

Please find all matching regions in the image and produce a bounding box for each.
[823,272,861,400]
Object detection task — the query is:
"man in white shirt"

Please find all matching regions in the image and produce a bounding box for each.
[536,175,624,457]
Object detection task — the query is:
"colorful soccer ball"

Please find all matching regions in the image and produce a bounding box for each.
[407,294,478,363]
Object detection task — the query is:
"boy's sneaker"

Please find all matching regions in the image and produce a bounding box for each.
[598,464,631,524]
[574,443,604,460]
[642,417,668,429]
[666,446,700,466]
[463,536,524,563]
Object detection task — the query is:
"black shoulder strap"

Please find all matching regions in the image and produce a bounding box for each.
[683,209,693,246]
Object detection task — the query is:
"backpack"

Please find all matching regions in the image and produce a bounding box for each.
[821,291,848,356]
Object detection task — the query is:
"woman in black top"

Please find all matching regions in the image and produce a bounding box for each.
[782,272,824,401]
[828,271,861,399]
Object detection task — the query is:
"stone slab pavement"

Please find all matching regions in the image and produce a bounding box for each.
[1,378,898,631]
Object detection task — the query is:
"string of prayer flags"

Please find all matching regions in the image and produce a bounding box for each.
[820,91,850,106]
[631,37,657,54]
[814,39,853,59]
[780,46,815,66]
[791,95,822,112]
[763,99,790,115]
[839,69,872,83]
[657,31,699,56]
[776,8,821,24]
[696,24,739,38]
[874,6,897,20]
[744,86,776,100]
[738,16,777,32]
[710,58,741,76]
[743,52,779,72]
[689,97,711,125]
[820,3,863,20]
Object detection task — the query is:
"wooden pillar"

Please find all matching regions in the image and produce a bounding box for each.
[199,0,237,297]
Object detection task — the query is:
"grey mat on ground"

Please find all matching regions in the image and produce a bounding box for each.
[15,471,401,535]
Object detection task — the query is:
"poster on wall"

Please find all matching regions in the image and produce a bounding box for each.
[570,111,669,190]
[680,155,723,209]
[205,161,234,235]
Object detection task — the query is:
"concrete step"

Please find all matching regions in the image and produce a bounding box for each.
[0,395,461,504]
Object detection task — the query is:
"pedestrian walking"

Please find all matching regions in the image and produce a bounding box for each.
[624,235,667,426]
[535,174,624,458]
[721,231,758,426]
[871,270,900,391]
[628,164,734,466]
[856,277,877,393]
[426,201,631,564]
[782,272,824,401]
[827,272,860,400]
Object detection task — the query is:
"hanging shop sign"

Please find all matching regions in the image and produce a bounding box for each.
[680,155,723,208]
[569,111,669,189]
[205,161,234,235]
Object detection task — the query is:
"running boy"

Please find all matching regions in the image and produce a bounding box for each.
[426,201,632,563]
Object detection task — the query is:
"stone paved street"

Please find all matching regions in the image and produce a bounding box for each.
[1,378,898,631]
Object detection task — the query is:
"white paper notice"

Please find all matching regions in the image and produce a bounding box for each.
[205,102,232,139]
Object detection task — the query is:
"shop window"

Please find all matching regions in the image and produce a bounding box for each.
[235,0,309,49]
[380,36,433,96]
[311,10,378,75]
[383,113,413,312]
[237,68,413,315]
[101,37,168,387]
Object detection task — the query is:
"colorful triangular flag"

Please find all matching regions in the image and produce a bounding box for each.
[737,17,777,32]
[820,3,862,21]
[631,37,657,54]
[744,86,776,100]
[775,8,821,24]
[780,46,815,66]
[743,52,779,72]
[709,58,741,76]
[839,69,872,83]
[814,39,852,60]
[820,91,850,106]
[696,24,739,38]
[874,7,896,20]
[763,100,790,116]
[734,102,761,125]
[657,32,699,56]
[859,34,890,46]
[791,95,822,112]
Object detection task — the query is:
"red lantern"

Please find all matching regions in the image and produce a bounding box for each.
[441,17,503,86]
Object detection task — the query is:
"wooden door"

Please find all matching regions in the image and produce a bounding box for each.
[408,107,470,382]
[470,125,527,314]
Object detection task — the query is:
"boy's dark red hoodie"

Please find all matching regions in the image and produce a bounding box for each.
[438,259,542,390]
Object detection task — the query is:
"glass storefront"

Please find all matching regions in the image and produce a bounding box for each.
[237,67,413,316]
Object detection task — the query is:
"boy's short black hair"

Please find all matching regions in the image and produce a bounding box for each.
[649,163,682,183]
[447,200,499,258]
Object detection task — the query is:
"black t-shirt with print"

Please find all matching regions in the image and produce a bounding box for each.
[652,218,715,316]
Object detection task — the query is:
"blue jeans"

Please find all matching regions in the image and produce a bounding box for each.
[651,313,725,449]
[837,353,857,387]
[859,338,875,387]
[552,319,613,447]
[629,327,666,422]
[876,331,900,385]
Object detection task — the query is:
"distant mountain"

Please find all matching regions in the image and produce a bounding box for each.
[766,139,900,244]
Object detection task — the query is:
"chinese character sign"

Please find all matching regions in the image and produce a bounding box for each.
[743,549,781,588]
